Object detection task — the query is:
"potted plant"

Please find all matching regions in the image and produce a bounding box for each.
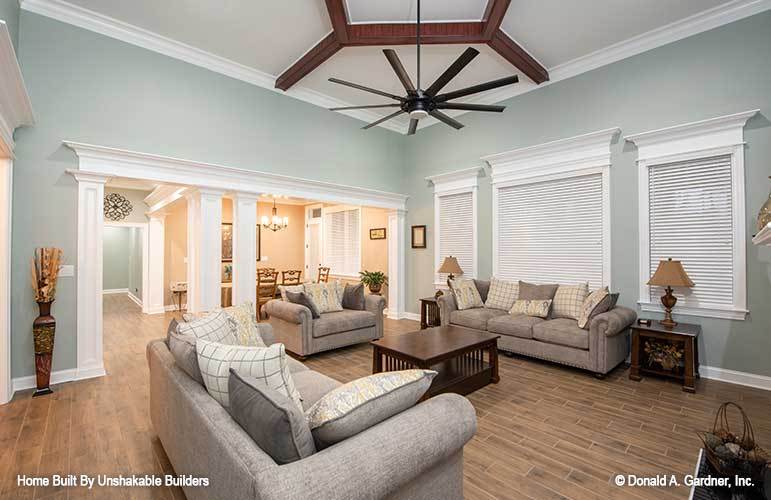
[359,270,387,295]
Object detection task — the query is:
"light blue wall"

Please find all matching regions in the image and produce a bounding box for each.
[403,12,771,376]
[128,227,142,300]
[11,12,406,378]
[102,226,130,290]
[0,0,19,51]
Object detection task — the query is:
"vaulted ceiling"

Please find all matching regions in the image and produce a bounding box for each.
[26,0,763,132]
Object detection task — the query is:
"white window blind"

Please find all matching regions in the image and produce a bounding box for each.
[323,207,360,277]
[647,155,733,308]
[438,192,474,280]
[496,173,606,288]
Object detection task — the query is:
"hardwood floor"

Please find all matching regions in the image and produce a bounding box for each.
[2,294,770,499]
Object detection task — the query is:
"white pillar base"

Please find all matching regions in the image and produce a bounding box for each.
[232,193,259,308]
[387,209,407,320]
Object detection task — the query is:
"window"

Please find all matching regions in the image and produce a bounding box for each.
[627,110,756,320]
[322,206,360,277]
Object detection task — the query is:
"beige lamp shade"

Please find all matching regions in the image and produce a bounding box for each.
[647,258,694,288]
[438,256,463,275]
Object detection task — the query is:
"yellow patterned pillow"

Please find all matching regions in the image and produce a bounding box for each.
[449,279,484,310]
[305,369,436,448]
[303,282,343,313]
[509,299,552,318]
[222,302,265,347]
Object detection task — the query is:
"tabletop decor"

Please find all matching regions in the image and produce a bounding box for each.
[359,270,387,295]
[30,247,63,397]
[647,257,694,327]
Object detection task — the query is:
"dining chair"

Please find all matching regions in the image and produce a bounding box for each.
[317,266,330,283]
[256,270,279,320]
[282,269,302,285]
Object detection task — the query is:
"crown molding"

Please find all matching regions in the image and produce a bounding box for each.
[19,0,402,134]
[63,141,409,210]
[0,21,35,156]
[426,166,484,194]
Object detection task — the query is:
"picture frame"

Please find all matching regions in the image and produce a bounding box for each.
[411,225,426,248]
[222,223,261,262]
[369,227,386,240]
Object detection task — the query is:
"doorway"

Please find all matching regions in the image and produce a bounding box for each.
[103,222,149,312]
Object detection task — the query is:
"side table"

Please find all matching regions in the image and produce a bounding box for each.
[630,319,701,392]
[419,297,441,329]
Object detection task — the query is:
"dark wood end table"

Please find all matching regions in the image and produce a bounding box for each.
[630,319,701,393]
[371,326,500,399]
[419,296,441,329]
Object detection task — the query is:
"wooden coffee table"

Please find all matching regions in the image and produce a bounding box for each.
[371,326,500,398]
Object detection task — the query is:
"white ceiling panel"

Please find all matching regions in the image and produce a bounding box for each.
[64,0,332,75]
[345,0,488,23]
[502,0,729,68]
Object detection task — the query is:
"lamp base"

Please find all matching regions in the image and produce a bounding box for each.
[660,286,678,328]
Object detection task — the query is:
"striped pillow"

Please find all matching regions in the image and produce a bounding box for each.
[484,277,519,311]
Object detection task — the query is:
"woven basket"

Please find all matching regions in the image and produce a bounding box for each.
[698,402,769,483]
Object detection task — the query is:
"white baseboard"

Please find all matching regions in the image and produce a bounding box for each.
[11,365,106,394]
[385,310,420,321]
[700,365,771,391]
[145,306,166,315]
[103,288,128,294]
[127,292,143,308]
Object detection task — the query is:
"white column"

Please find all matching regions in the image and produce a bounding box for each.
[0,159,12,404]
[387,209,407,320]
[186,188,224,312]
[232,192,259,307]
[72,171,109,379]
[146,213,166,314]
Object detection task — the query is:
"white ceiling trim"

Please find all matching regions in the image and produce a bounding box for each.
[0,21,35,157]
[19,0,403,133]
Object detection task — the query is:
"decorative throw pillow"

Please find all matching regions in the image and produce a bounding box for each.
[551,283,589,320]
[305,369,436,449]
[518,281,560,301]
[196,339,302,409]
[577,287,610,329]
[509,299,552,318]
[285,291,321,319]
[303,282,343,313]
[449,279,484,310]
[279,284,305,302]
[177,310,238,345]
[165,318,179,345]
[168,329,205,384]
[229,369,316,464]
[342,283,365,310]
[222,302,266,347]
[484,277,519,311]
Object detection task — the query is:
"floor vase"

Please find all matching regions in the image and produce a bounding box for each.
[33,301,56,397]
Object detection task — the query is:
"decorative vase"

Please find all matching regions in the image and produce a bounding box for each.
[369,283,382,295]
[32,301,56,397]
[758,177,771,232]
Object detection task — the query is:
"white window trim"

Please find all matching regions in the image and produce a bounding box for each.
[625,109,758,321]
[426,167,482,288]
[483,128,619,288]
[321,204,362,279]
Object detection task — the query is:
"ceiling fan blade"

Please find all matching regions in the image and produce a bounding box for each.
[383,49,416,94]
[435,75,519,102]
[435,103,505,112]
[425,47,480,96]
[329,104,401,111]
[407,119,418,135]
[328,78,405,101]
[362,110,405,129]
[429,110,464,130]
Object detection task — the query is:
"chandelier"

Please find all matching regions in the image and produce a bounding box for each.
[261,199,288,232]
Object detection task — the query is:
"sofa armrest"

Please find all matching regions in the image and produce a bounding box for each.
[264,299,312,325]
[437,293,457,326]
[254,322,275,346]
[259,393,476,500]
[364,294,386,315]
[590,306,637,337]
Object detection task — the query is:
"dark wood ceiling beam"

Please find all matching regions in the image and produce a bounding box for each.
[325,0,349,43]
[481,0,511,39]
[275,33,342,91]
[346,22,487,46]
[487,29,549,84]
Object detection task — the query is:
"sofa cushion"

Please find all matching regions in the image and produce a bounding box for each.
[286,356,309,374]
[304,282,344,313]
[292,370,342,411]
[474,280,491,303]
[279,284,305,301]
[487,314,544,339]
[286,291,321,319]
[228,369,316,464]
[168,329,204,384]
[577,287,610,329]
[533,319,589,350]
[312,309,377,338]
[449,308,508,330]
[177,310,238,344]
[222,302,266,347]
[510,299,552,319]
[342,283,366,310]
[552,283,589,320]
[449,279,484,310]
[484,277,519,311]
[519,281,559,301]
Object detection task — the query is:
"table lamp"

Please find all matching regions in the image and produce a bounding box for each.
[435,256,463,298]
[647,258,694,327]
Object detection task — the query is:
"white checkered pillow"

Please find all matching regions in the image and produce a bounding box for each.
[484,277,519,311]
[196,339,302,410]
[551,283,589,320]
[176,310,238,345]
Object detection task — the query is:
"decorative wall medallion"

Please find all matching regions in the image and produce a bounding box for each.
[104,192,133,221]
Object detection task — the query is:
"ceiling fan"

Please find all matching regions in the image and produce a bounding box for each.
[327,0,519,135]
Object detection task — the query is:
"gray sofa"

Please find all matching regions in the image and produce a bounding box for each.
[265,294,386,359]
[147,325,477,500]
[438,280,636,376]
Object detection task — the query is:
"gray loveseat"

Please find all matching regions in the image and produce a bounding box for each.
[147,324,477,500]
[438,280,637,376]
[264,294,386,359]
